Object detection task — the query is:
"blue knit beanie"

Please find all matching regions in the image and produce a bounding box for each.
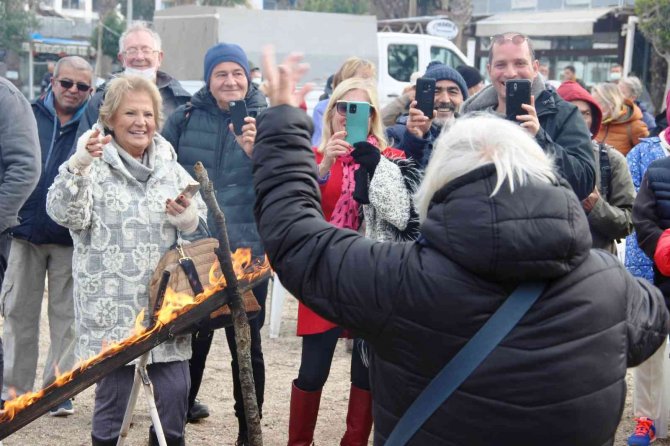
[423,60,469,100]
[203,43,250,85]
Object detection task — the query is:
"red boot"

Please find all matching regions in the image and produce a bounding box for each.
[287,381,322,446]
[340,385,373,446]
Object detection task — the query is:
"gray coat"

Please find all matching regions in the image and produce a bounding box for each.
[47,130,206,363]
[0,77,41,232]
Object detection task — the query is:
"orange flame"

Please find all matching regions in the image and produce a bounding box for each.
[0,249,270,423]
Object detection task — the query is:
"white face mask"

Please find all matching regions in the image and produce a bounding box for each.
[124,67,157,80]
[251,77,262,86]
[609,72,622,81]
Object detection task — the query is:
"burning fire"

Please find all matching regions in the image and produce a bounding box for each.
[0,248,270,423]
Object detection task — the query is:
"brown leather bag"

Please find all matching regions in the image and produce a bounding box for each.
[149,238,261,330]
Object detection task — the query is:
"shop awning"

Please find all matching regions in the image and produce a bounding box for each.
[475,7,614,37]
[22,32,94,57]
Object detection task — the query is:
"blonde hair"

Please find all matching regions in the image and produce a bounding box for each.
[592,83,624,120]
[332,57,377,89]
[319,77,387,152]
[415,114,557,222]
[99,75,164,129]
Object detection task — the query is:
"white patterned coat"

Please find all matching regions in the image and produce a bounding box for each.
[47,130,206,364]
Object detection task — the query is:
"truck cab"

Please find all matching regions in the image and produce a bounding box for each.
[377,32,469,108]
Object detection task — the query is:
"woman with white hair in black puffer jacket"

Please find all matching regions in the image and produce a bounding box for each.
[252,52,670,446]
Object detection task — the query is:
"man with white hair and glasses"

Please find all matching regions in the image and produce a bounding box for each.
[461,32,595,201]
[75,23,191,140]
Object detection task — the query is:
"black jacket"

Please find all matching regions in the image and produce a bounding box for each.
[385,115,442,169]
[163,84,267,256]
[253,105,669,446]
[461,79,595,201]
[634,157,670,300]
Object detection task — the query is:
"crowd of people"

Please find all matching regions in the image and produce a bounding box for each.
[0,23,670,446]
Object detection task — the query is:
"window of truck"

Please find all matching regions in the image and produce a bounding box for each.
[430,46,466,69]
[388,43,418,82]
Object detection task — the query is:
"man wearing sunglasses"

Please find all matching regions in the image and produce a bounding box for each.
[75,23,191,142]
[461,32,595,201]
[1,56,93,417]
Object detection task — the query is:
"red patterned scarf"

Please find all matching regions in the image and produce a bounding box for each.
[329,135,379,230]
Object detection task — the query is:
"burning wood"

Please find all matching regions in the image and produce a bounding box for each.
[0,249,271,440]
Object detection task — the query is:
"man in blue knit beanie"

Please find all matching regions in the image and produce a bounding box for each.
[385,60,468,168]
[162,41,268,446]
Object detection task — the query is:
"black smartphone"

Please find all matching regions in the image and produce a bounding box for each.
[415,77,436,118]
[505,79,532,121]
[229,100,248,136]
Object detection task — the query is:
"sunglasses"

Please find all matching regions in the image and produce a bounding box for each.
[57,79,91,92]
[335,101,374,117]
[490,34,528,45]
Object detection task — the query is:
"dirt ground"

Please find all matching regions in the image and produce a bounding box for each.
[0,289,668,446]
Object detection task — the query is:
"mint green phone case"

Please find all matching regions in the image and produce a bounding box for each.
[345,101,370,146]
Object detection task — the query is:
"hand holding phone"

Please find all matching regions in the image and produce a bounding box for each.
[175,183,200,206]
[229,100,249,136]
[415,77,436,119]
[505,79,532,121]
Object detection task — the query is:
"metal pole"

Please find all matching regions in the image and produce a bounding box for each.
[28,42,34,100]
[127,0,133,28]
[622,15,638,79]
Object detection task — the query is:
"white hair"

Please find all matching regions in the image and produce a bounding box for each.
[118,23,162,53]
[415,113,557,222]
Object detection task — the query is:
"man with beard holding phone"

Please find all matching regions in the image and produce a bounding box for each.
[386,61,468,169]
[460,32,594,200]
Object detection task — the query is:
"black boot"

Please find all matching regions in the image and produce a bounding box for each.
[91,435,119,446]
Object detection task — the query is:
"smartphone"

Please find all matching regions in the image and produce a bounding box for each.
[415,77,436,118]
[175,182,200,206]
[505,79,532,121]
[229,100,248,136]
[344,101,370,146]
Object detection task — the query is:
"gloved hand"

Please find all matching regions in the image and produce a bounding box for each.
[69,125,109,175]
[352,141,381,178]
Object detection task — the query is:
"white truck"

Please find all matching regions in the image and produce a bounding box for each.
[154,6,469,109]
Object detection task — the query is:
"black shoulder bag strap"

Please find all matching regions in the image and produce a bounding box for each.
[385,281,547,446]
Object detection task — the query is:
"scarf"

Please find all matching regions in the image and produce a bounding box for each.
[329,135,379,230]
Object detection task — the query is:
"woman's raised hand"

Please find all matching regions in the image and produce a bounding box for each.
[261,45,312,108]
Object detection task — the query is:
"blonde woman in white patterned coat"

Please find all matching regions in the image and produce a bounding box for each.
[47,75,205,446]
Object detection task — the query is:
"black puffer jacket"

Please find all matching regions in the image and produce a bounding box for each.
[163,85,267,256]
[253,106,669,446]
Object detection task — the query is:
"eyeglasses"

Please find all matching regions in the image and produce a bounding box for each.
[335,101,374,117]
[57,79,91,92]
[123,47,159,57]
[490,34,528,45]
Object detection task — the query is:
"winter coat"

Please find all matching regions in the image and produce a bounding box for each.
[385,115,442,169]
[12,93,87,246]
[460,76,595,201]
[46,130,206,363]
[75,71,191,143]
[311,99,328,147]
[162,85,267,258]
[586,141,635,252]
[0,77,41,233]
[634,155,670,301]
[625,135,668,281]
[556,81,635,252]
[596,98,649,156]
[253,105,669,446]
[381,94,412,128]
[297,146,419,336]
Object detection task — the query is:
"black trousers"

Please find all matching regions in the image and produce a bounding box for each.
[295,327,370,392]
